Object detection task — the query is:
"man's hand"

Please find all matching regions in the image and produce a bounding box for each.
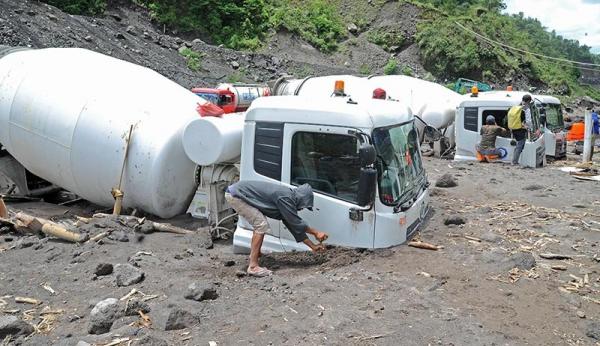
[314,231,328,243]
[306,227,329,243]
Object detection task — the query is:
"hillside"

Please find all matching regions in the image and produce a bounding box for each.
[1,0,599,102]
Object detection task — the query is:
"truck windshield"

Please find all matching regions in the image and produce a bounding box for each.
[373,121,424,206]
[194,92,220,105]
[544,103,564,131]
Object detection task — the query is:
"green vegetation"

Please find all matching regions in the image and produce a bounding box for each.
[401,65,414,76]
[383,59,399,75]
[413,0,600,97]
[179,48,202,72]
[359,64,372,75]
[227,69,248,83]
[367,28,405,52]
[41,0,106,15]
[270,0,345,52]
[140,0,270,50]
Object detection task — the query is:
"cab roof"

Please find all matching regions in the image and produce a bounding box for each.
[246,95,413,129]
[459,90,534,108]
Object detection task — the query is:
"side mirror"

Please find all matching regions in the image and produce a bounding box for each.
[359,144,376,167]
[357,167,377,207]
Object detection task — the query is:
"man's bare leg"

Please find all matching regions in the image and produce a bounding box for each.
[248,232,270,275]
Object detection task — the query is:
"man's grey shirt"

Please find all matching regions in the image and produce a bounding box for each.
[229,181,314,242]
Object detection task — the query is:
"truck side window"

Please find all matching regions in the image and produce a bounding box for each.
[482,110,510,131]
[464,107,479,132]
[291,132,361,203]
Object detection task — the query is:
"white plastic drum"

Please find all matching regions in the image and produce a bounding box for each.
[0,47,209,218]
[182,113,245,166]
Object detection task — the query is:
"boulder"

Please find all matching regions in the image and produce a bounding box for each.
[88,298,120,334]
[94,263,113,276]
[115,264,145,287]
[163,308,200,331]
[0,315,34,339]
[435,173,457,188]
[184,282,219,302]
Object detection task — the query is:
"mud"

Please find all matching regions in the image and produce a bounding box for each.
[1,149,599,345]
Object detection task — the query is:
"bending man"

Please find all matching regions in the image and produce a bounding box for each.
[225,181,329,277]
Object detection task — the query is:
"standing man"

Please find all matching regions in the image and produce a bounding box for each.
[591,109,599,160]
[509,94,533,165]
[225,181,329,277]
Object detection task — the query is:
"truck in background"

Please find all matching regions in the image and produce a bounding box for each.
[454,90,546,168]
[534,95,567,159]
[191,83,270,114]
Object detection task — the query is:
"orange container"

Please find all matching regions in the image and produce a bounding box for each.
[566,122,585,141]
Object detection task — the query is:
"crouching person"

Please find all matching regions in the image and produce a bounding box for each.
[225,181,329,277]
[477,115,509,162]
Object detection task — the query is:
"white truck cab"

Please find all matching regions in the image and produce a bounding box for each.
[233,95,430,253]
[455,91,546,168]
[534,95,567,159]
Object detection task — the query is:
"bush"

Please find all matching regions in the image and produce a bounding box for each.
[271,0,346,52]
[359,64,372,75]
[401,65,414,76]
[367,28,404,52]
[42,0,106,15]
[179,48,202,72]
[383,59,398,75]
[141,0,271,50]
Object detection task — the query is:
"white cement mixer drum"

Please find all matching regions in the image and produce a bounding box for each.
[0,48,208,218]
[182,113,244,166]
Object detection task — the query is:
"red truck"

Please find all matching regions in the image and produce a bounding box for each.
[191,83,271,114]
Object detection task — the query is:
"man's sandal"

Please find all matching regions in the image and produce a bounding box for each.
[247,267,272,277]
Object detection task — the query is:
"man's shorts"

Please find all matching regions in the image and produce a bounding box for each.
[225,192,270,234]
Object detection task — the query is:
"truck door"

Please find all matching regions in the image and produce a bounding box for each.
[455,106,480,160]
[280,124,375,249]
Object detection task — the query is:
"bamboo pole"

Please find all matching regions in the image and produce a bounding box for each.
[113,124,134,216]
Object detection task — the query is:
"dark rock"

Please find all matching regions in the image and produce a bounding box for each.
[235,270,247,278]
[115,264,145,287]
[523,184,543,191]
[0,315,34,339]
[88,298,120,334]
[95,263,113,276]
[443,215,466,226]
[26,10,36,16]
[435,173,457,188]
[163,308,200,331]
[586,322,600,340]
[115,33,126,40]
[133,334,169,346]
[123,299,151,316]
[505,252,536,270]
[347,23,359,35]
[126,25,137,35]
[479,231,502,243]
[184,282,219,302]
[224,260,235,267]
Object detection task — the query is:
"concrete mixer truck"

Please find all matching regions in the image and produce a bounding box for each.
[454,90,546,168]
[0,47,430,252]
[272,75,461,157]
[191,83,270,114]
